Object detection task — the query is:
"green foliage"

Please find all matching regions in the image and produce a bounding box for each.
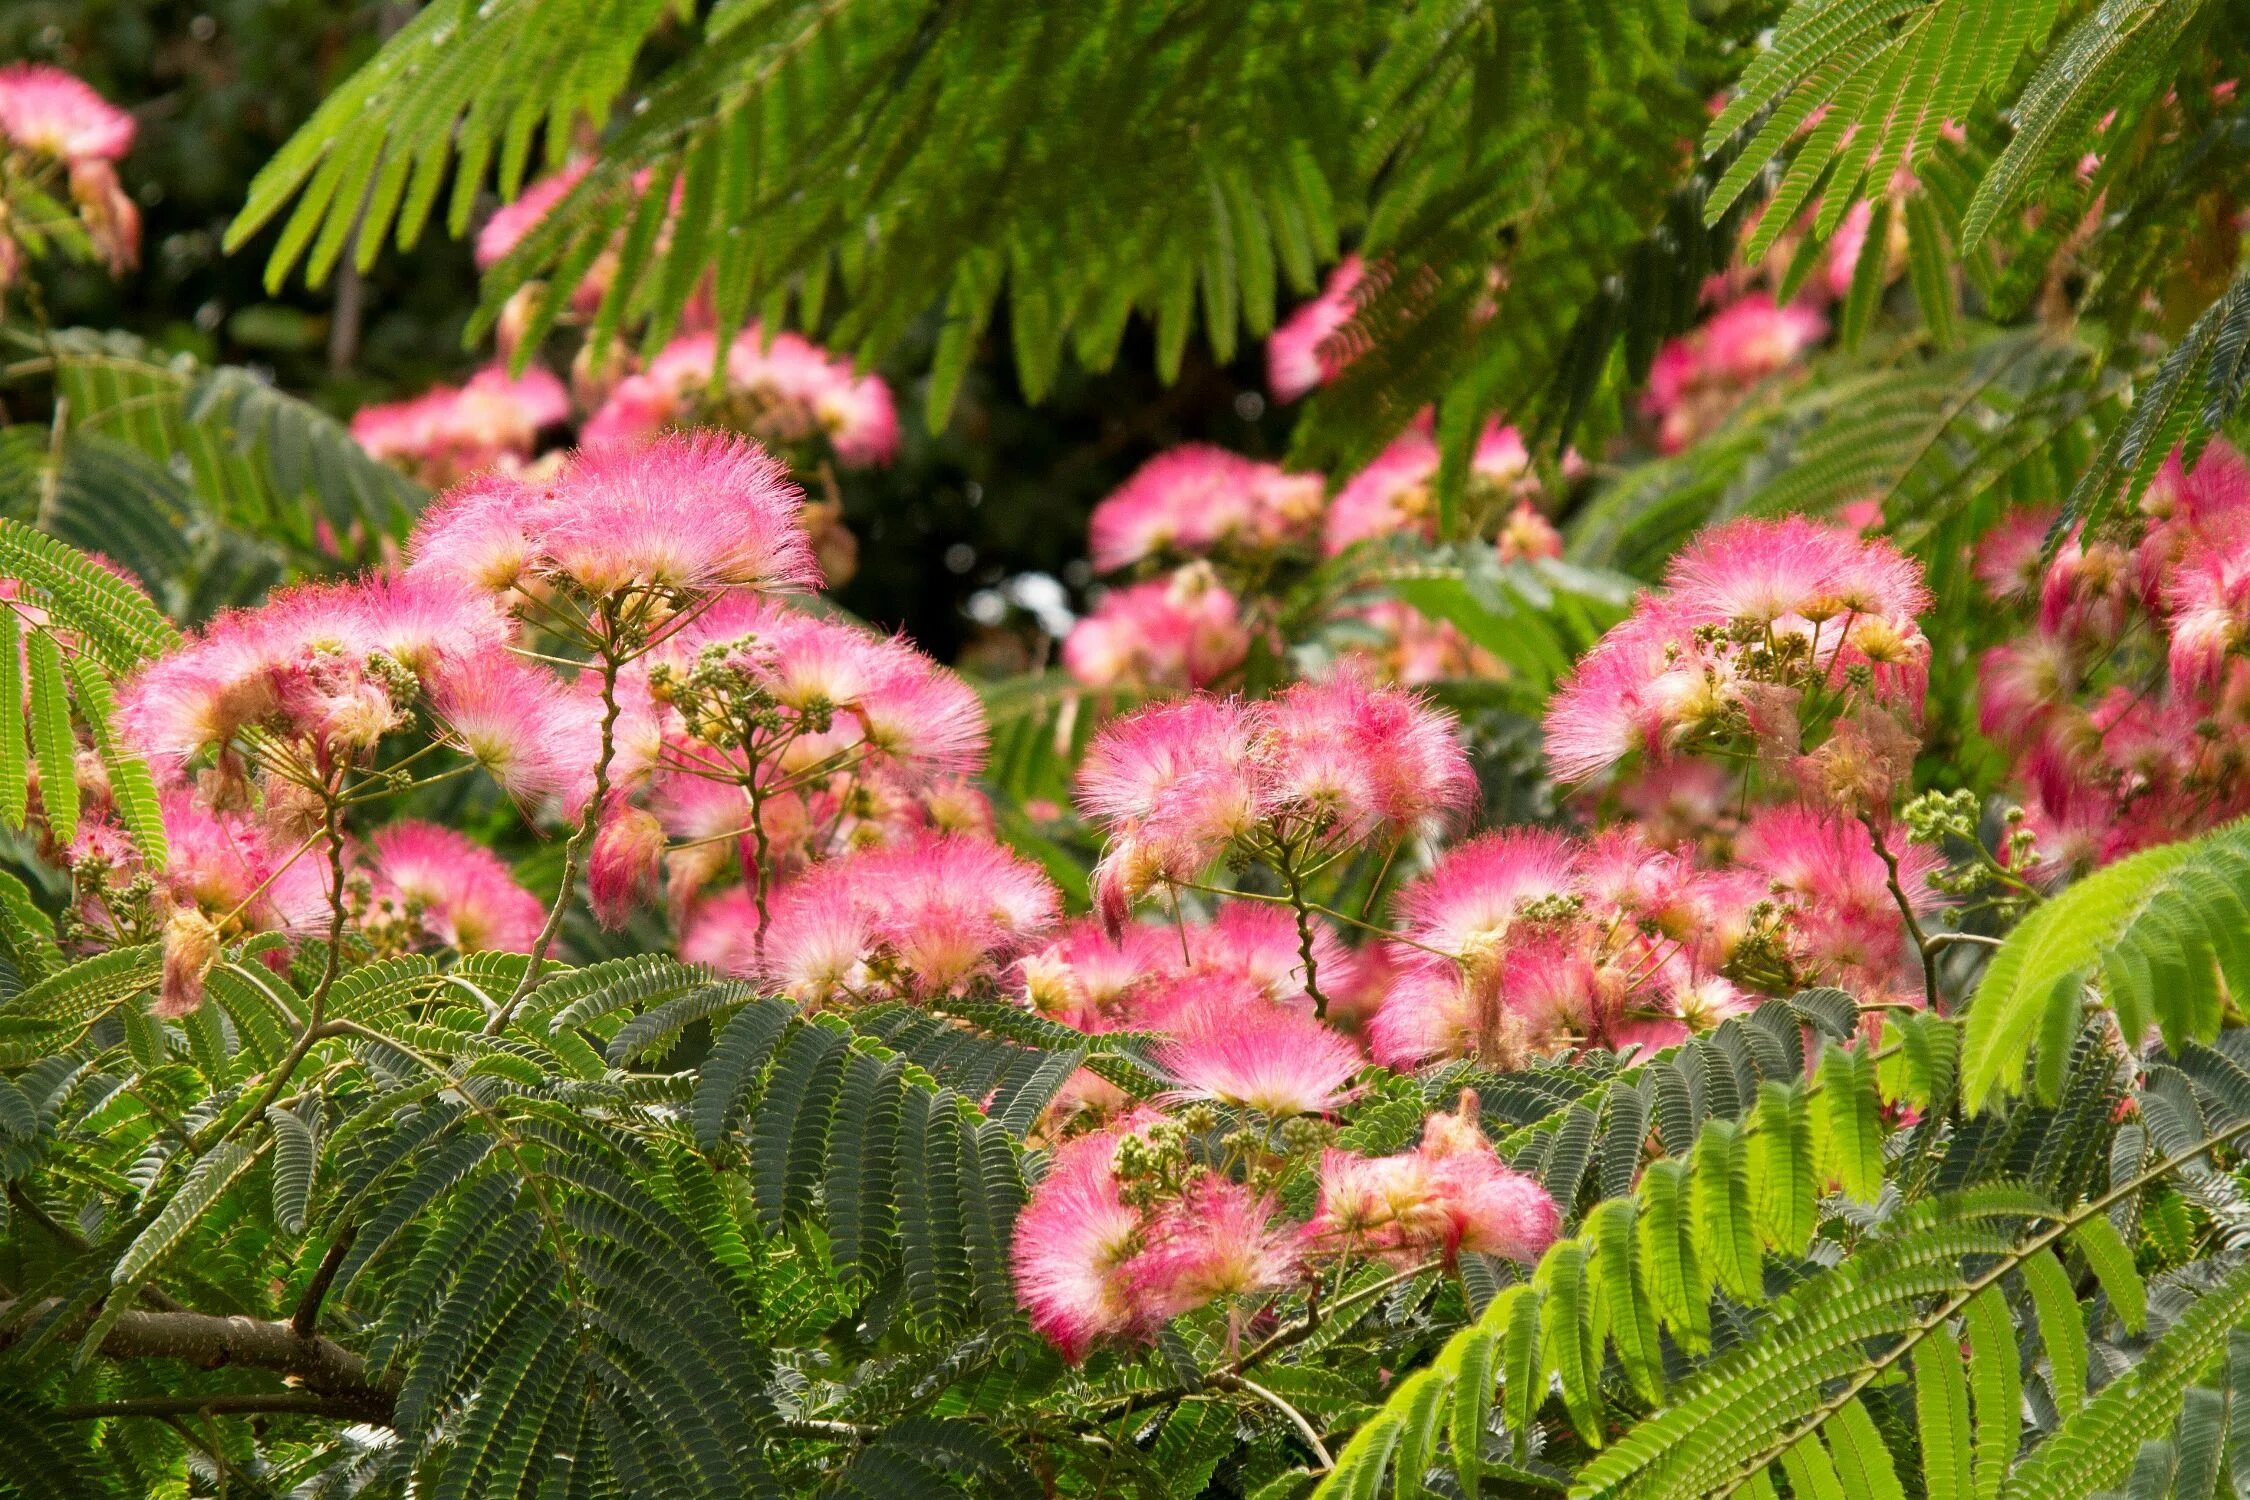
[1964,818,2250,1110]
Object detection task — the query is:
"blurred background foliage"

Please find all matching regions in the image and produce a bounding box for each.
[0,0,1314,660]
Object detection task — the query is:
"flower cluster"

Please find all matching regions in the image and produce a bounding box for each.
[1544,516,1932,803]
[581,326,898,470]
[1077,675,1474,951]
[1012,1093,1555,1362]
[1973,441,2250,875]
[1366,809,1935,1070]
[102,430,821,1014]
[1063,417,1563,694]
[0,62,139,282]
[349,363,573,488]
[1267,255,1365,402]
[1642,295,1827,453]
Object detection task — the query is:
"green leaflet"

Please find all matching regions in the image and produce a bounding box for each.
[1689,1118,1762,1306]
[112,1139,260,1284]
[2019,1248,2085,1415]
[1964,1285,2021,1499]
[25,630,76,847]
[0,607,23,831]
[1451,1327,1501,1498]
[1636,1156,1708,1349]
[2004,1255,2250,1500]
[1917,1326,1974,1500]
[1816,1044,1885,1202]
[63,654,164,867]
[266,1103,318,1235]
[1749,1082,1816,1255]
[1964,821,2250,1110]
[1779,1430,1849,1500]
[2070,1215,2147,1333]
[1588,1197,1664,1405]
[1828,1398,1906,1500]
[1540,1240,1605,1446]
[1504,1285,1545,1463]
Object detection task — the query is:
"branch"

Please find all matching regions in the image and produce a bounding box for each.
[292,1224,356,1340]
[0,1299,396,1425]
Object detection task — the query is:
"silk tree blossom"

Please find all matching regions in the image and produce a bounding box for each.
[1012,1115,1303,1360]
[1156,1000,1363,1117]
[404,431,820,618]
[1268,255,1365,402]
[424,649,601,811]
[1544,517,1931,788]
[475,161,593,270]
[1323,421,1541,557]
[1126,1177,1299,1322]
[1010,1124,1154,1361]
[1077,679,1471,937]
[1086,446,1325,571]
[351,364,571,487]
[1063,565,1252,693]
[114,575,511,783]
[580,325,900,468]
[1019,905,1363,1034]
[0,64,135,162]
[743,833,1059,1004]
[1306,1095,1557,1265]
[536,432,819,597]
[1642,294,1825,453]
[358,821,545,953]
[1733,804,1940,992]
[1968,443,2250,876]
[0,65,141,277]
[1364,819,1878,1072]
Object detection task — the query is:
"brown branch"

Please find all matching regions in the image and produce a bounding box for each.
[0,1299,395,1425]
[291,1225,356,1340]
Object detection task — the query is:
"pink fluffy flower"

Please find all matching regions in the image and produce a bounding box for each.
[1183,901,1360,1008]
[1306,1097,1556,1264]
[1258,671,1476,841]
[1496,499,1564,563]
[754,834,1059,1003]
[1079,696,1263,928]
[1020,917,1179,1029]
[1973,507,2059,604]
[649,593,989,782]
[588,799,668,928]
[1323,422,1535,556]
[351,364,569,487]
[363,820,544,952]
[0,64,134,162]
[404,473,551,593]
[425,649,598,809]
[1735,804,1938,989]
[1010,1125,1151,1361]
[115,578,440,773]
[1544,518,1930,784]
[351,571,513,677]
[1268,256,1365,402]
[1394,829,1581,966]
[536,431,819,596]
[1087,446,1322,571]
[1126,1177,1299,1320]
[582,326,900,468]
[1156,1002,1363,1116]
[1666,514,1929,627]
[1642,295,1825,452]
[476,161,592,269]
[1063,565,1251,692]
